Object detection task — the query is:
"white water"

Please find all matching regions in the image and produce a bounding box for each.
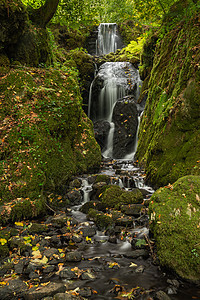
[96,23,118,55]
[102,121,115,157]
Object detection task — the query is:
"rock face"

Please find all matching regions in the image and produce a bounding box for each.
[0,1,51,66]
[0,0,28,49]
[149,175,200,281]
[136,11,200,187]
[94,120,110,150]
[112,96,138,158]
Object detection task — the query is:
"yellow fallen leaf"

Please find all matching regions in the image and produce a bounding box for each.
[15,222,24,227]
[0,238,7,245]
[32,250,42,259]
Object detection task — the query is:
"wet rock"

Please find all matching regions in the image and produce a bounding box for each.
[25,262,41,275]
[49,235,62,247]
[88,175,96,184]
[43,265,55,273]
[115,216,133,227]
[14,258,29,274]
[24,282,65,300]
[29,271,40,279]
[108,235,117,243]
[94,120,110,150]
[121,204,144,216]
[81,269,96,280]
[28,223,48,234]
[135,265,145,273]
[0,279,28,300]
[72,235,83,243]
[59,267,77,279]
[155,290,171,300]
[53,293,80,299]
[167,279,180,288]
[81,226,96,237]
[123,249,149,259]
[112,97,138,158]
[51,214,68,228]
[79,287,92,297]
[43,248,59,258]
[69,178,82,189]
[65,251,82,262]
[66,190,82,205]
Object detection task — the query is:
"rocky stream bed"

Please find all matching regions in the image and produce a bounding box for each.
[0,159,199,300]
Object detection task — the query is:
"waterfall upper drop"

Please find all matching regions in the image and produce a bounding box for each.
[96,23,122,56]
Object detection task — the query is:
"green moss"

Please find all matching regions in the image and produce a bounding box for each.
[95,175,110,184]
[28,223,48,234]
[137,13,200,187]
[87,208,113,230]
[101,186,143,209]
[149,175,200,281]
[0,65,101,224]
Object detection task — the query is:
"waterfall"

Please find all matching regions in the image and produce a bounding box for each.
[96,23,118,55]
[88,23,143,160]
[89,62,138,122]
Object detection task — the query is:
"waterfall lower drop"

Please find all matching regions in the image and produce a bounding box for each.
[102,121,115,157]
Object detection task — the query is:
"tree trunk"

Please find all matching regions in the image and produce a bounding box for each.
[29,0,60,28]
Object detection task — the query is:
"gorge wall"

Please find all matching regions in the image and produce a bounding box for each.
[137,10,200,187]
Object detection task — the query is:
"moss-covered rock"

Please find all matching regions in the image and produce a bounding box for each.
[28,223,48,234]
[101,185,143,209]
[137,12,200,187]
[87,208,113,230]
[149,175,200,281]
[94,175,110,184]
[0,66,101,224]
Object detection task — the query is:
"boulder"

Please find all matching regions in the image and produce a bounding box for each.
[94,120,110,150]
[112,96,138,158]
[66,190,82,205]
[24,282,65,300]
[149,175,200,281]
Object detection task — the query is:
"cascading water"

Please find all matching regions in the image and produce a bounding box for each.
[88,22,143,160]
[96,23,119,55]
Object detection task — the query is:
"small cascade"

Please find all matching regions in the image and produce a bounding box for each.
[96,23,118,55]
[124,113,141,160]
[102,121,115,157]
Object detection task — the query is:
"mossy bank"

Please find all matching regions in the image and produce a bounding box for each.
[0,66,101,224]
[149,175,200,281]
[137,8,200,187]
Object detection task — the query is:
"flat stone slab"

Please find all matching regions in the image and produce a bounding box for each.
[24,282,66,300]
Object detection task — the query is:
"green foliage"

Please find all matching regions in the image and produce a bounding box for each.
[123,35,147,57]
